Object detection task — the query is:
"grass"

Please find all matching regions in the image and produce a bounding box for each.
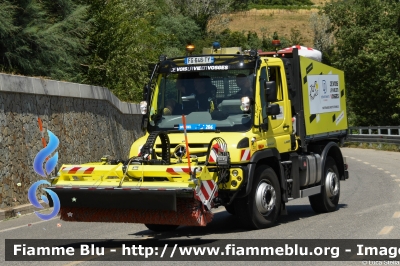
[221,0,333,48]
[249,4,315,10]
[343,142,400,152]
[221,8,319,47]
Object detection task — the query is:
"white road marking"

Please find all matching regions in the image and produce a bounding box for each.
[0,217,57,233]
[64,261,88,266]
[363,162,369,165]
[357,159,362,162]
[393,212,400,218]
[378,226,394,235]
[377,168,384,170]
[394,179,400,182]
[391,175,397,177]
[371,165,377,167]
[385,171,390,174]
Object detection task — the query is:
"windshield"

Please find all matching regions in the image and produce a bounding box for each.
[148,67,255,133]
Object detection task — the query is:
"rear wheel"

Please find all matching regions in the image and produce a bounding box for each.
[235,166,281,229]
[309,156,340,213]
[144,224,179,232]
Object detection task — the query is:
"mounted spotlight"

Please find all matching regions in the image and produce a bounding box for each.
[186,44,195,55]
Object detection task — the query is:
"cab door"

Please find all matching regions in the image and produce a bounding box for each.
[258,60,293,152]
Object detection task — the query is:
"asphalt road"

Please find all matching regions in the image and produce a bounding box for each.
[1,147,400,266]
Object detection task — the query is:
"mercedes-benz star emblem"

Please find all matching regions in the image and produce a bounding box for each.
[174,145,187,159]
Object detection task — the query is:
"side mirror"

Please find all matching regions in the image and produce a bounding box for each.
[265,81,278,102]
[141,116,148,130]
[267,103,280,116]
[143,85,149,101]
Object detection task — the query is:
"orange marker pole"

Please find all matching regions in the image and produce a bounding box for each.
[38,117,48,161]
[181,115,192,174]
[38,118,47,148]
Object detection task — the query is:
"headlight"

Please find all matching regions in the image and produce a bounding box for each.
[140,101,147,115]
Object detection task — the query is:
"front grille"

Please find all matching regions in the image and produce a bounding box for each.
[156,143,209,158]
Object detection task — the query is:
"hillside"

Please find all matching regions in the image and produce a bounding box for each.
[224,8,319,47]
[221,0,330,48]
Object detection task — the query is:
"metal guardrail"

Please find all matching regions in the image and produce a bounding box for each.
[346,126,400,145]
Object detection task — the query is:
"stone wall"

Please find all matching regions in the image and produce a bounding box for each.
[0,74,143,208]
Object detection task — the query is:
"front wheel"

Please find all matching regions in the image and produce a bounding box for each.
[235,166,281,229]
[144,224,179,232]
[309,156,340,213]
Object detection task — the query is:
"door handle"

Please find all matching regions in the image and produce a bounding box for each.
[283,124,289,130]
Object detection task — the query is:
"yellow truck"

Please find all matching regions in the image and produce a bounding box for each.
[48,43,349,231]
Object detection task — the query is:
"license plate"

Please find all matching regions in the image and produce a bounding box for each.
[185,56,214,65]
[178,124,216,130]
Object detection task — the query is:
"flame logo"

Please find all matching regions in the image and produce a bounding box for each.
[28,126,61,220]
[28,180,60,220]
[33,130,59,177]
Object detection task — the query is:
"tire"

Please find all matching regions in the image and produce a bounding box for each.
[144,224,179,232]
[235,166,281,229]
[309,156,340,213]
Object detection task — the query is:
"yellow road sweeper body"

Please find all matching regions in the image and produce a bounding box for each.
[48,44,349,231]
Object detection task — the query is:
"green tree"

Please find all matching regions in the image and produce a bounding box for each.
[261,32,290,52]
[155,14,201,57]
[0,0,90,81]
[216,29,248,48]
[86,0,164,102]
[323,0,400,126]
[289,28,305,46]
[169,0,232,32]
[231,0,250,11]
[247,31,262,50]
[309,12,333,65]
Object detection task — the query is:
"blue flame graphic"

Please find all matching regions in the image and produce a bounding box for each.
[33,130,59,177]
[28,180,60,220]
[29,129,61,220]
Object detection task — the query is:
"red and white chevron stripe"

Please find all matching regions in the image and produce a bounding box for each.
[240,149,251,161]
[61,166,95,174]
[195,180,218,210]
[208,143,227,163]
[166,167,191,175]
